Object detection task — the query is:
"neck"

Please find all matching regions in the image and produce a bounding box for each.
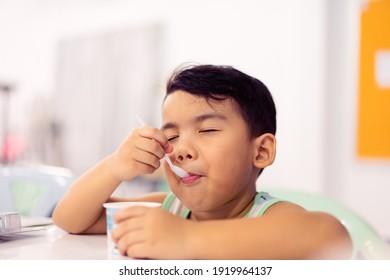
[189,190,257,221]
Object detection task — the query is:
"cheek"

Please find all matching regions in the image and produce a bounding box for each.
[215,159,251,179]
[211,141,253,167]
[210,148,254,179]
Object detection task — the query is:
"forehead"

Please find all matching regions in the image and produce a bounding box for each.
[162,90,239,119]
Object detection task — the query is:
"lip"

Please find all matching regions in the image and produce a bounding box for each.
[181,173,201,185]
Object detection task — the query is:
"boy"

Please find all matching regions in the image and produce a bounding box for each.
[53,64,352,259]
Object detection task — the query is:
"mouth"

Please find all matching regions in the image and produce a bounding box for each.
[181,173,202,185]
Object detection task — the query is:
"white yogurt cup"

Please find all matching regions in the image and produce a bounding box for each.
[103,201,161,258]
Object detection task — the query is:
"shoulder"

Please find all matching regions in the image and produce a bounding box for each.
[246,192,290,217]
[262,201,353,259]
[264,200,340,226]
[263,200,306,214]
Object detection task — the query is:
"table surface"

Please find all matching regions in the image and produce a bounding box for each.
[0,218,129,260]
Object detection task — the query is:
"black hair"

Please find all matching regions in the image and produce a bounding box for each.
[165,64,277,138]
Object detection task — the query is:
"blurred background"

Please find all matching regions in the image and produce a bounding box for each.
[0,0,389,239]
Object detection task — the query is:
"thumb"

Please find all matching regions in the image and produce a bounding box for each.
[162,142,174,154]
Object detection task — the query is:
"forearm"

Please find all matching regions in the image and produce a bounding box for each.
[53,126,172,234]
[188,213,352,260]
[52,155,125,234]
[189,218,275,259]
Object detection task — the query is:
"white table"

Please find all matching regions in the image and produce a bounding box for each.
[0,223,126,260]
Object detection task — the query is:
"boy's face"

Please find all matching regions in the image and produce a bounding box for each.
[161,90,260,220]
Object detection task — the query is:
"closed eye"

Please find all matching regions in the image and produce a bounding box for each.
[199,129,219,134]
[167,135,179,142]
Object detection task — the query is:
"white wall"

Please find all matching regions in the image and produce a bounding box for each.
[0,0,327,191]
[161,0,328,195]
[0,0,389,237]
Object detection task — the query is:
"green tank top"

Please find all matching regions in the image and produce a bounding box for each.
[161,191,284,219]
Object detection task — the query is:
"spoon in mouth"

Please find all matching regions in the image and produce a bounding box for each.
[135,115,189,178]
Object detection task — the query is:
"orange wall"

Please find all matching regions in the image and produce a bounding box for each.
[357,0,390,158]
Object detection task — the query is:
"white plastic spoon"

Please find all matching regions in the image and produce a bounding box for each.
[135,115,189,178]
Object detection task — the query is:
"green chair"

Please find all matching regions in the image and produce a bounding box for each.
[262,187,390,259]
[0,164,74,217]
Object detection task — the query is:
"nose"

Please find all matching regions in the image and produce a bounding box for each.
[174,141,195,163]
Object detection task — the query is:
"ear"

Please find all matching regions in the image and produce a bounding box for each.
[252,133,276,169]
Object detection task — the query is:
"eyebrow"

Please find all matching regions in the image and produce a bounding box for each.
[161,113,227,131]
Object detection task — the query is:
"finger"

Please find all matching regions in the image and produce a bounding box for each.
[111,215,144,242]
[138,126,171,152]
[134,137,166,159]
[114,226,155,259]
[132,159,158,174]
[116,228,146,256]
[132,150,161,170]
[114,206,149,223]
[162,141,173,154]
[124,242,150,259]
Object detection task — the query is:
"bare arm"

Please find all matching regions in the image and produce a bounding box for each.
[52,155,122,234]
[112,202,352,259]
[189,203,352,259]
[52,126,172,234]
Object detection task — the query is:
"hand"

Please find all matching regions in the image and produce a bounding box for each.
[111,206,195,259]
[107,126,173,181]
